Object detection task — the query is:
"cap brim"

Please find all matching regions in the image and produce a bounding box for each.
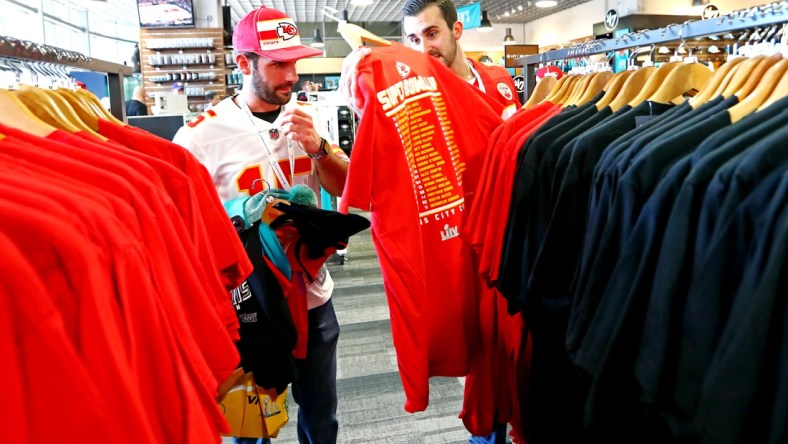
[251,45,323,62]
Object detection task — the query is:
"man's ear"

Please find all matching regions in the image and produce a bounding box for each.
[236,53,254,75]
[453,20,464,40]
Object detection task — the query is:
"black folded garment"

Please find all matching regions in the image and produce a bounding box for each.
[270,202,370,280]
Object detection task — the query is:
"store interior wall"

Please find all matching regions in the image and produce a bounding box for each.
[461,0,772,51]
[641,0,770,15]
[194,0,220,28]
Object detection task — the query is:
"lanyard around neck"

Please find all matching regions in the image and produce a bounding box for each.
[467,59,485,93]
[238,98,294,191]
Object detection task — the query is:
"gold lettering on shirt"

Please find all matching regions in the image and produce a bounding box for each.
[376,76,439,112]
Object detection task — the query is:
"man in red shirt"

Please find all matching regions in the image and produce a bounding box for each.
[341,0,520,119]
[339,1,521,442]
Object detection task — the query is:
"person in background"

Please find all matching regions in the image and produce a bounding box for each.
[172,5,348,444]
[205,91,221,110]
[125,85,148,116]
[297,80,318,102]
[172,82,185,94]
[340,0,520,119]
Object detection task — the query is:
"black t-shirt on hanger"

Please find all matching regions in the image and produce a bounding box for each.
[636,103,788,408]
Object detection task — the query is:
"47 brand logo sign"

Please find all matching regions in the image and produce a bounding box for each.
[604,9,619,31]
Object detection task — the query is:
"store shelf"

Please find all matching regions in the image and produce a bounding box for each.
[148,46,215,50]
[140,27,226,111]
[150,63,217,67]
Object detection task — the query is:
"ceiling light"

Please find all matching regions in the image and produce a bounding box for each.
[535,0,557,7]
[658,46,670,54]
[351,0,373,5]
[504,27,515,44]
[517,5,524,11]
[479,10,493,31]
[311,28,324,47]
[504,11,510,16]
[708,45,720,53]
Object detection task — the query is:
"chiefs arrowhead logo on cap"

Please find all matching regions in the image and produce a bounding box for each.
[277,22,298,41]
[395,61,411,78]
[497,82,514,101]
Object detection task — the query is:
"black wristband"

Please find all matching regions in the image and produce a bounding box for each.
[307,138,330,160]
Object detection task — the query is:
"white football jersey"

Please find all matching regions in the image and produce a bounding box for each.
[173,96,345,309]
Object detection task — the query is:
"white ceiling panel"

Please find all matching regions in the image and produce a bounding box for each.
[226,0,595,26]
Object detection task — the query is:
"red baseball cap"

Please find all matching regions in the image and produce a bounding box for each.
[233,6,323,62]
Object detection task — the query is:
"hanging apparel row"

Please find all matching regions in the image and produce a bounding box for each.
[0,79,254,442]
[341,9,788,444]
[468,44,788,444]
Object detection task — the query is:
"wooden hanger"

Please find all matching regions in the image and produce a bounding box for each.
[0,89,57,137]
[622,62,682,109]
[718,55,765,98]
[563,73,595,106]
[731,54,782,100]
[606,66,656,112]
[59,87,103,119]
[54,89,101,132]
[338,22,391,48]
[36,87,103,138]
[575,71,614,106]
[688,56,746,108]
[523,75,557,109]
[595,70,634,110]
[647,62,711,105]
[728,57,787,123]
[757,61,788,111]
[559,74,591,105]
[540,74,575,104]
[323,7,391,48]
[13,85,83,133]
[75,88,125,125]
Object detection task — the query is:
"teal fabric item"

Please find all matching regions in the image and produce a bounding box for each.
[258,222,291,280]
[223,197,252,231]
[320,187,334,210]
[222,192,292,279]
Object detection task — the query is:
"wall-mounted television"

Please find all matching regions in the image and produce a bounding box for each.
[137,0,195,29]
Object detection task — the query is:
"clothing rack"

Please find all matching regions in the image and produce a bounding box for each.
[515,1,788,99]
[0,35,132,121]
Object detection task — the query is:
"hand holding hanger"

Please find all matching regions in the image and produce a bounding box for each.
[323,6,391,49]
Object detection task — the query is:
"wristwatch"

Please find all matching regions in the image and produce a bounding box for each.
[307,138,330,160]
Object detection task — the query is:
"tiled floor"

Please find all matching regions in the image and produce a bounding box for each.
[224,213,469,443]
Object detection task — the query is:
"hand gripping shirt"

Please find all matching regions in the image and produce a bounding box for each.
[340,43,503,412]
[173,98,348,310]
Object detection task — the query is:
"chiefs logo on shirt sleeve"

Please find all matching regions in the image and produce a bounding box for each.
[497,82,514,101]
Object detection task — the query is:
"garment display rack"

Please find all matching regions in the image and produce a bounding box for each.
[0,35,132,121]
[515,2,788,100]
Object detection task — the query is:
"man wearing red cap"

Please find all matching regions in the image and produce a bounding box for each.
[173,6,348,444]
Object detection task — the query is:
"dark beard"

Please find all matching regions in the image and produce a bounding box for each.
[252,67,293,105]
